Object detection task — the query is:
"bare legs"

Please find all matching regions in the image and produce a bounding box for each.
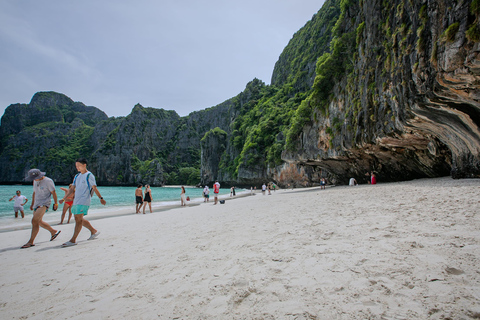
[142,201,152,214]
[60,204,72,224]
[24,206,58,246]
[68,214,97,244]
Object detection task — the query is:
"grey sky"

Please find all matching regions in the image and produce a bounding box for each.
[0,0,325,118]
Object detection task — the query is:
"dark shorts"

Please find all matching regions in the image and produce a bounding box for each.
[136,196,143,204]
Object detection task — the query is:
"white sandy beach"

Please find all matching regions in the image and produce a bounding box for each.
[0,177,479,319]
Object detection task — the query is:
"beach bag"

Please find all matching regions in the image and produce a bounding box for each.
[219,200,225,204]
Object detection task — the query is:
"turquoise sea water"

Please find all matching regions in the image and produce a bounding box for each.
[0,184,236,231]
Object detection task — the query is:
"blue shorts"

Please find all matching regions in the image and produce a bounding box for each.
[71,205,90,216]
[34,206,49,212]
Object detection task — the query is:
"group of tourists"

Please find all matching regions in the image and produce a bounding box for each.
[202,180,220,204]
[19,158,105,249]
[135,184,153,213]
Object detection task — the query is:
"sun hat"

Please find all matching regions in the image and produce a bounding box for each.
[25,169,46,181]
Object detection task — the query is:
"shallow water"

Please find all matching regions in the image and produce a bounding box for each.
[0,184,235,230]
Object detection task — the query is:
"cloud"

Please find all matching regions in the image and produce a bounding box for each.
[0,0,325,117]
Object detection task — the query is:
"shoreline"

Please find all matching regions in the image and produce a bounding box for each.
[1,176,479,319]
[0,189,255,233]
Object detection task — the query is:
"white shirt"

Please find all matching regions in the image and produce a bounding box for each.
[13,195,27,207]
[203,186,209,195]
[33,177,55,207]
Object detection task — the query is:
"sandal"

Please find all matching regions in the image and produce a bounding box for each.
[21,243,35,249]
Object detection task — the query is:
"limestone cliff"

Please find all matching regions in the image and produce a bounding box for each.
[0,92,108,182]
[282,0,480,185]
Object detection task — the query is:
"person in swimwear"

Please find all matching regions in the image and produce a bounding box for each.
[143,184,153,214]
[135,185,143,213]
[59,184,74,224]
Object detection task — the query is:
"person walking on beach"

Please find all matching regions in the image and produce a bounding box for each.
[262,183,266,195]
[135,185,143,213]
[320,178,326,189]
[143,184,153,213]
[180,186,187,206]
[203,185,210,202]
[21,169,61,249]
[9,190,28,218]
[59,184,74,224]
[60,158,106,247]
[213,180,220,204]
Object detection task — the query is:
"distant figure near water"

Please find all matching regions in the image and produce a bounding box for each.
[143,184,153,213]
[9,190,28,218]
[203,185,210,202]
[180,186,187,206]
[135,185,143,213]
[213,181,220,205]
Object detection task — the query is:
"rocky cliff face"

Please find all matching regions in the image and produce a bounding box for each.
[0,92,108,182]
[0,92,232,185]
[281,0,480,185]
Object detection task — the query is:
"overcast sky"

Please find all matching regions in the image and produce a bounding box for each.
[0,0,325,118]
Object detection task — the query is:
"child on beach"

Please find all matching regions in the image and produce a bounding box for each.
[59,184,74,224]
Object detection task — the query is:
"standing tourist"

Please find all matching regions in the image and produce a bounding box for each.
[320,178,326,189]
[262,183,266,195]
[143,184,153,213]
[203,185,210,202]
[180,186,187,206]
[213,180,220,204]
[371,172,377,185]
[135,185,143,213]
[60,158,106,247]
[9,190,28,218]
[21,169,61,249]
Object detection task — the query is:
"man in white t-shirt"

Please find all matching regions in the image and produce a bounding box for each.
[9,190,28,218]
[21,169,61,249]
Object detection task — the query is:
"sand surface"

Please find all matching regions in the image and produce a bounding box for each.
[0,177,479,319]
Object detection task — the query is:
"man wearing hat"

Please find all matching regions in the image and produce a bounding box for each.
[21,169,61,249]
